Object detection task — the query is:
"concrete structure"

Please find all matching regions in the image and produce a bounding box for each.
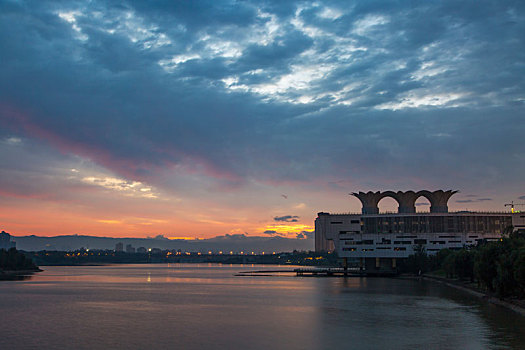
[0,231,16,250]
[352,190,457,214]
[315,190,521,272]
[115,242,124,252]
[125,244,136,253]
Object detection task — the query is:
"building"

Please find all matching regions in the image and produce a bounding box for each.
[0,231,16,250]
[125,244,136,253]
[115,242,124,252]
[315,190,523,271]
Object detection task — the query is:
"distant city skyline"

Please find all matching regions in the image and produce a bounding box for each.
[1,0,524,239]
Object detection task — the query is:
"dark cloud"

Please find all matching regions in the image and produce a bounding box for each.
[456,198,492,203]
[0,0,524,202]
[296,231,313,239]
[263,230,284,236]
[274,215,299,222]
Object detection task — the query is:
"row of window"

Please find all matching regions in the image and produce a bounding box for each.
[332,220,361,224]
[343,239,474,246]
[342,247,407,252]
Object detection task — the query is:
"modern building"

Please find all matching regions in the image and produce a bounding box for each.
[315,190,523,271]
[125,244,136,253]
[115,242,124,252]
[0,231,16,250]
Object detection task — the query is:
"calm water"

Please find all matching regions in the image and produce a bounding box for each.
[1,264,524,350]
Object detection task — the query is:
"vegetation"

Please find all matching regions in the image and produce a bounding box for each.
[399,228,525,299]
[0,248,39,271]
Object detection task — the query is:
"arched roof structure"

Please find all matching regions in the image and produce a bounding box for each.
[351,190,458,214]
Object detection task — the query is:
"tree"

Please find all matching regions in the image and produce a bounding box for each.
[513,249,525,298]
[474,243,500,292]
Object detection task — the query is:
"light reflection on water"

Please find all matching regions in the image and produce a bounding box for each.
[0,264,524,350]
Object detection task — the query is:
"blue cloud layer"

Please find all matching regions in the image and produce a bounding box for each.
[1,0,524,197]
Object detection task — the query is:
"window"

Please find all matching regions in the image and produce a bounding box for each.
[394,241,412,245]
[331,221,343,224]
[351,220,360,224]
[414,239,427,245]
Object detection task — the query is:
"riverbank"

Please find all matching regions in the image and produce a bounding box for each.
[421,273,525,317]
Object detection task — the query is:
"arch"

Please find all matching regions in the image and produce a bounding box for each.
[415,190,434,203]
[352,191,401,214]
[414,195,432,212]
[352,190,458,214]
[377,193,401,213]
[421,190,458,213]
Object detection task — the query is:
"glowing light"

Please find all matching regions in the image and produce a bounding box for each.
[97,220,122,224]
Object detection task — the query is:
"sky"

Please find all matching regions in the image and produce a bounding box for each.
[1,0,524,240]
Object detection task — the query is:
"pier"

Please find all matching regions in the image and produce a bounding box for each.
[236,267,398,277]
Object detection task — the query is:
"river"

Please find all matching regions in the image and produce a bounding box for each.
[1,264,524,349]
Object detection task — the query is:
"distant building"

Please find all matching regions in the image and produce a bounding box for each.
[315,190,522,271]
[125,244,135,253]
[0,231,16,250]
[151,248,162,254]
[115,242,124,252]
[137,247,147,253]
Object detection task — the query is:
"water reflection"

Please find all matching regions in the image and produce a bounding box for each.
[0,274,34,281]
[316,277,525,350]
[0,264,523,350]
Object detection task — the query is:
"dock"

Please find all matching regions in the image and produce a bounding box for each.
[236,267,398,277]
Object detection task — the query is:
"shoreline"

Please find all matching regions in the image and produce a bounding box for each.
[421,274,525,317]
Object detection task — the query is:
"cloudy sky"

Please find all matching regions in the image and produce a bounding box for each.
[1,0,524,239]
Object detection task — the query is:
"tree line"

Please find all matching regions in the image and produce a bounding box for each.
[399,228,525,299]
[0,248,38,271]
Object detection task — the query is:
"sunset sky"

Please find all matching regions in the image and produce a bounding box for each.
[1,0,524,239]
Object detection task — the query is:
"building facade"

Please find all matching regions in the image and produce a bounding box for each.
[315,190,523,270]
[0,231,16,250]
